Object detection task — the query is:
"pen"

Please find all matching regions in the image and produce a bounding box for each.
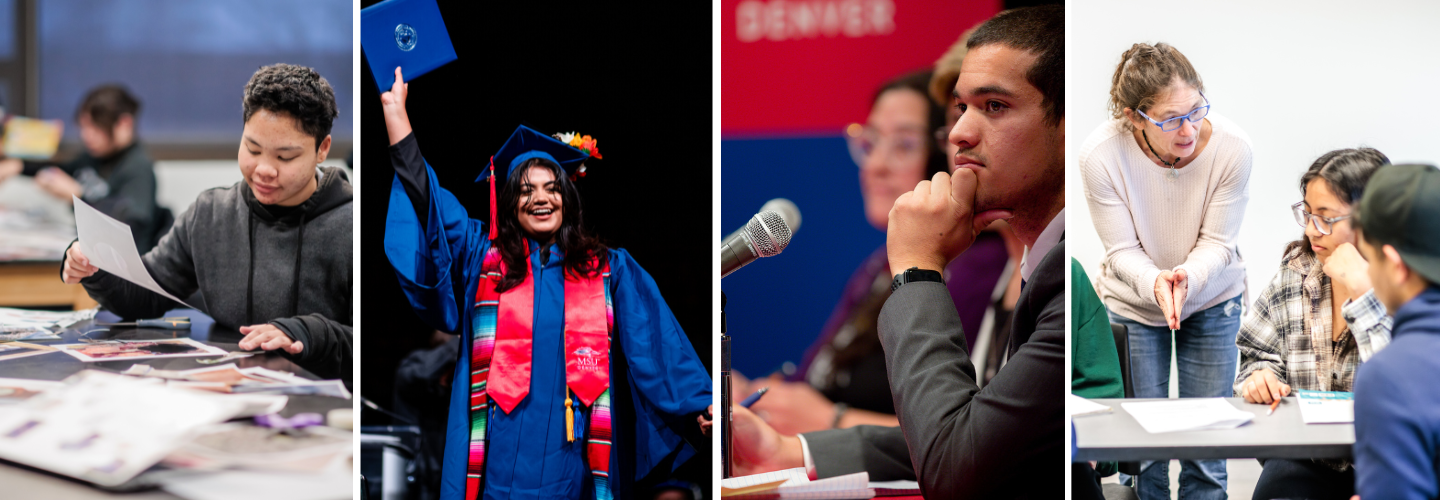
[740,387,769,408]
[1267,397,1282,416]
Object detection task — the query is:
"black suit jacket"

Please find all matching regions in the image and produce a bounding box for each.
[803,236,1065,499]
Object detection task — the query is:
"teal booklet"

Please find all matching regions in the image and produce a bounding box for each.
[1293,390,1354,424]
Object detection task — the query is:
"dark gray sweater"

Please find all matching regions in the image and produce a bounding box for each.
[77,166,353,386]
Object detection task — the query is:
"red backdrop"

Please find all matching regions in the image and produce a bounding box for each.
[722,0,1001,136]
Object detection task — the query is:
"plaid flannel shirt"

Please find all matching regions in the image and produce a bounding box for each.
[1234,250,1392,471]
[1234,250,1393,396]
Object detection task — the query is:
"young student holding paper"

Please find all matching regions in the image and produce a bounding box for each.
[1233,148,1393,500]
[0,85,168,253]
[1350,164,1440,500]
[59,64,352,386]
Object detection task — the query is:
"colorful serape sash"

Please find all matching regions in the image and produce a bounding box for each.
[466,246,614,500]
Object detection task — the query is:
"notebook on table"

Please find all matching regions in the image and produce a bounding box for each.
[722,467,875,499]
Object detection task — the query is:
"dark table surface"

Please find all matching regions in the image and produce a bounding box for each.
[0,308,352,497]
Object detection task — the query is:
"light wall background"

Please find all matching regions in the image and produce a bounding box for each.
[1068,0,1440,298]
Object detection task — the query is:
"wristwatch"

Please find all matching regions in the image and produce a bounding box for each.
[891,267,944,292]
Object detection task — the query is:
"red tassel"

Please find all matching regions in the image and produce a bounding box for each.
[488,156,498,241]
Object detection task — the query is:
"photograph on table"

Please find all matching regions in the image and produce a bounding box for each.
[52,338,226,362]
[0,1,354,498]
[1068,1,1440,499]
[722,2,1065,498]
[0,343,56,362]
[357,1,713,499]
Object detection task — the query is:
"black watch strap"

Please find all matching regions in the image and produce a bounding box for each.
[891,267,944,292]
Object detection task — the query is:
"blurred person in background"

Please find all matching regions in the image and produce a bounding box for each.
[0,85,168,252]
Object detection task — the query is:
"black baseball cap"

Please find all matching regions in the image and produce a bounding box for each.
[1353,163,1440,284]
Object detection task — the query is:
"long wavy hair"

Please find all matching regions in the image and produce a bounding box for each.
[493,157,608,292]
[1283,147,1389,259]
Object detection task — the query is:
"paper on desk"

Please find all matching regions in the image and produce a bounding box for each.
[869,480,920,496]
[72,195,190,306]
[1122,398,1255,434]
[1294,390,1354,424]
[1070,394,1113,417]
[722,467,875,498]
[0,370,248,487]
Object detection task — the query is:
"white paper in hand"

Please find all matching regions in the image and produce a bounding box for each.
[72,195,189,306]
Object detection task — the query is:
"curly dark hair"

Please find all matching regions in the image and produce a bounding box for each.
[493,158,610,293]
[242,63,337,150]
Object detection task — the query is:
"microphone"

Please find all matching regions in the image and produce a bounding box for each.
[721,209,793,277]
[724,198,802,242]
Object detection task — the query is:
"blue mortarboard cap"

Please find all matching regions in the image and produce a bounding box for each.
[361,0,457,93]
[475,125,591,184]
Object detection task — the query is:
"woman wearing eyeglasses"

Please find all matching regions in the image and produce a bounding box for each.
[1233,148,1392,500]
[1078,42,1253,500]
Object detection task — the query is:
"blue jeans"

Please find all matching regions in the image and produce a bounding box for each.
[1112,295,1242,500]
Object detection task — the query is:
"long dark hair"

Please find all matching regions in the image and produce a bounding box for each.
[1283,147,1389,259]
[493,157,609,292]
[872,70,948,178]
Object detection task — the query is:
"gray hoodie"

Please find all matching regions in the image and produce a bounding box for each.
[77,166,352,386]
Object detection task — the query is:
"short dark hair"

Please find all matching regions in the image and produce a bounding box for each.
[76,85,141,137]
[872,70,948,178]
[242,63,337,150]
[966,5,1063,127]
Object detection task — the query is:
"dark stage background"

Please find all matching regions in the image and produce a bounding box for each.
[359,1,712,496]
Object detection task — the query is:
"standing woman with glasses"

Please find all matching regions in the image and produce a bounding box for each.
[1079,43,1252,500]
[1234,149,1392,500]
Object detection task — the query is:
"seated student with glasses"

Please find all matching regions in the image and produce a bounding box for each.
[1234,148,1393,500]
[1079,42,1252,500]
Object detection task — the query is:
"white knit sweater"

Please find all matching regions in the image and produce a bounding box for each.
[1079,113,1252,327]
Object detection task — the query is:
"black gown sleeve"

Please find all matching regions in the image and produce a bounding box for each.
[389,132,430,226]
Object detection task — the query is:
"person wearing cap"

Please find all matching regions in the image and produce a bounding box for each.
[59,64,353,387]
[1350,163,1440,500]
[379,67,711,500]
[1230,148,1392,500]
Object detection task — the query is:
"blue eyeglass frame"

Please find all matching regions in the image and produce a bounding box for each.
[1137,91,1211,132]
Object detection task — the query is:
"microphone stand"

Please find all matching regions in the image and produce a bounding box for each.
[721,292,733,478]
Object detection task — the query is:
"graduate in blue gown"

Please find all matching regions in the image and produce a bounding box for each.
[378,68,712,500]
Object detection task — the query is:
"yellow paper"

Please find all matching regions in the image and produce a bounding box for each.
[2,116,62,159]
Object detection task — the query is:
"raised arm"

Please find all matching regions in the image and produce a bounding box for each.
[381,66,487,333]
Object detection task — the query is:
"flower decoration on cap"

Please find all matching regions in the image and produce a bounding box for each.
[553,131,601,179]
